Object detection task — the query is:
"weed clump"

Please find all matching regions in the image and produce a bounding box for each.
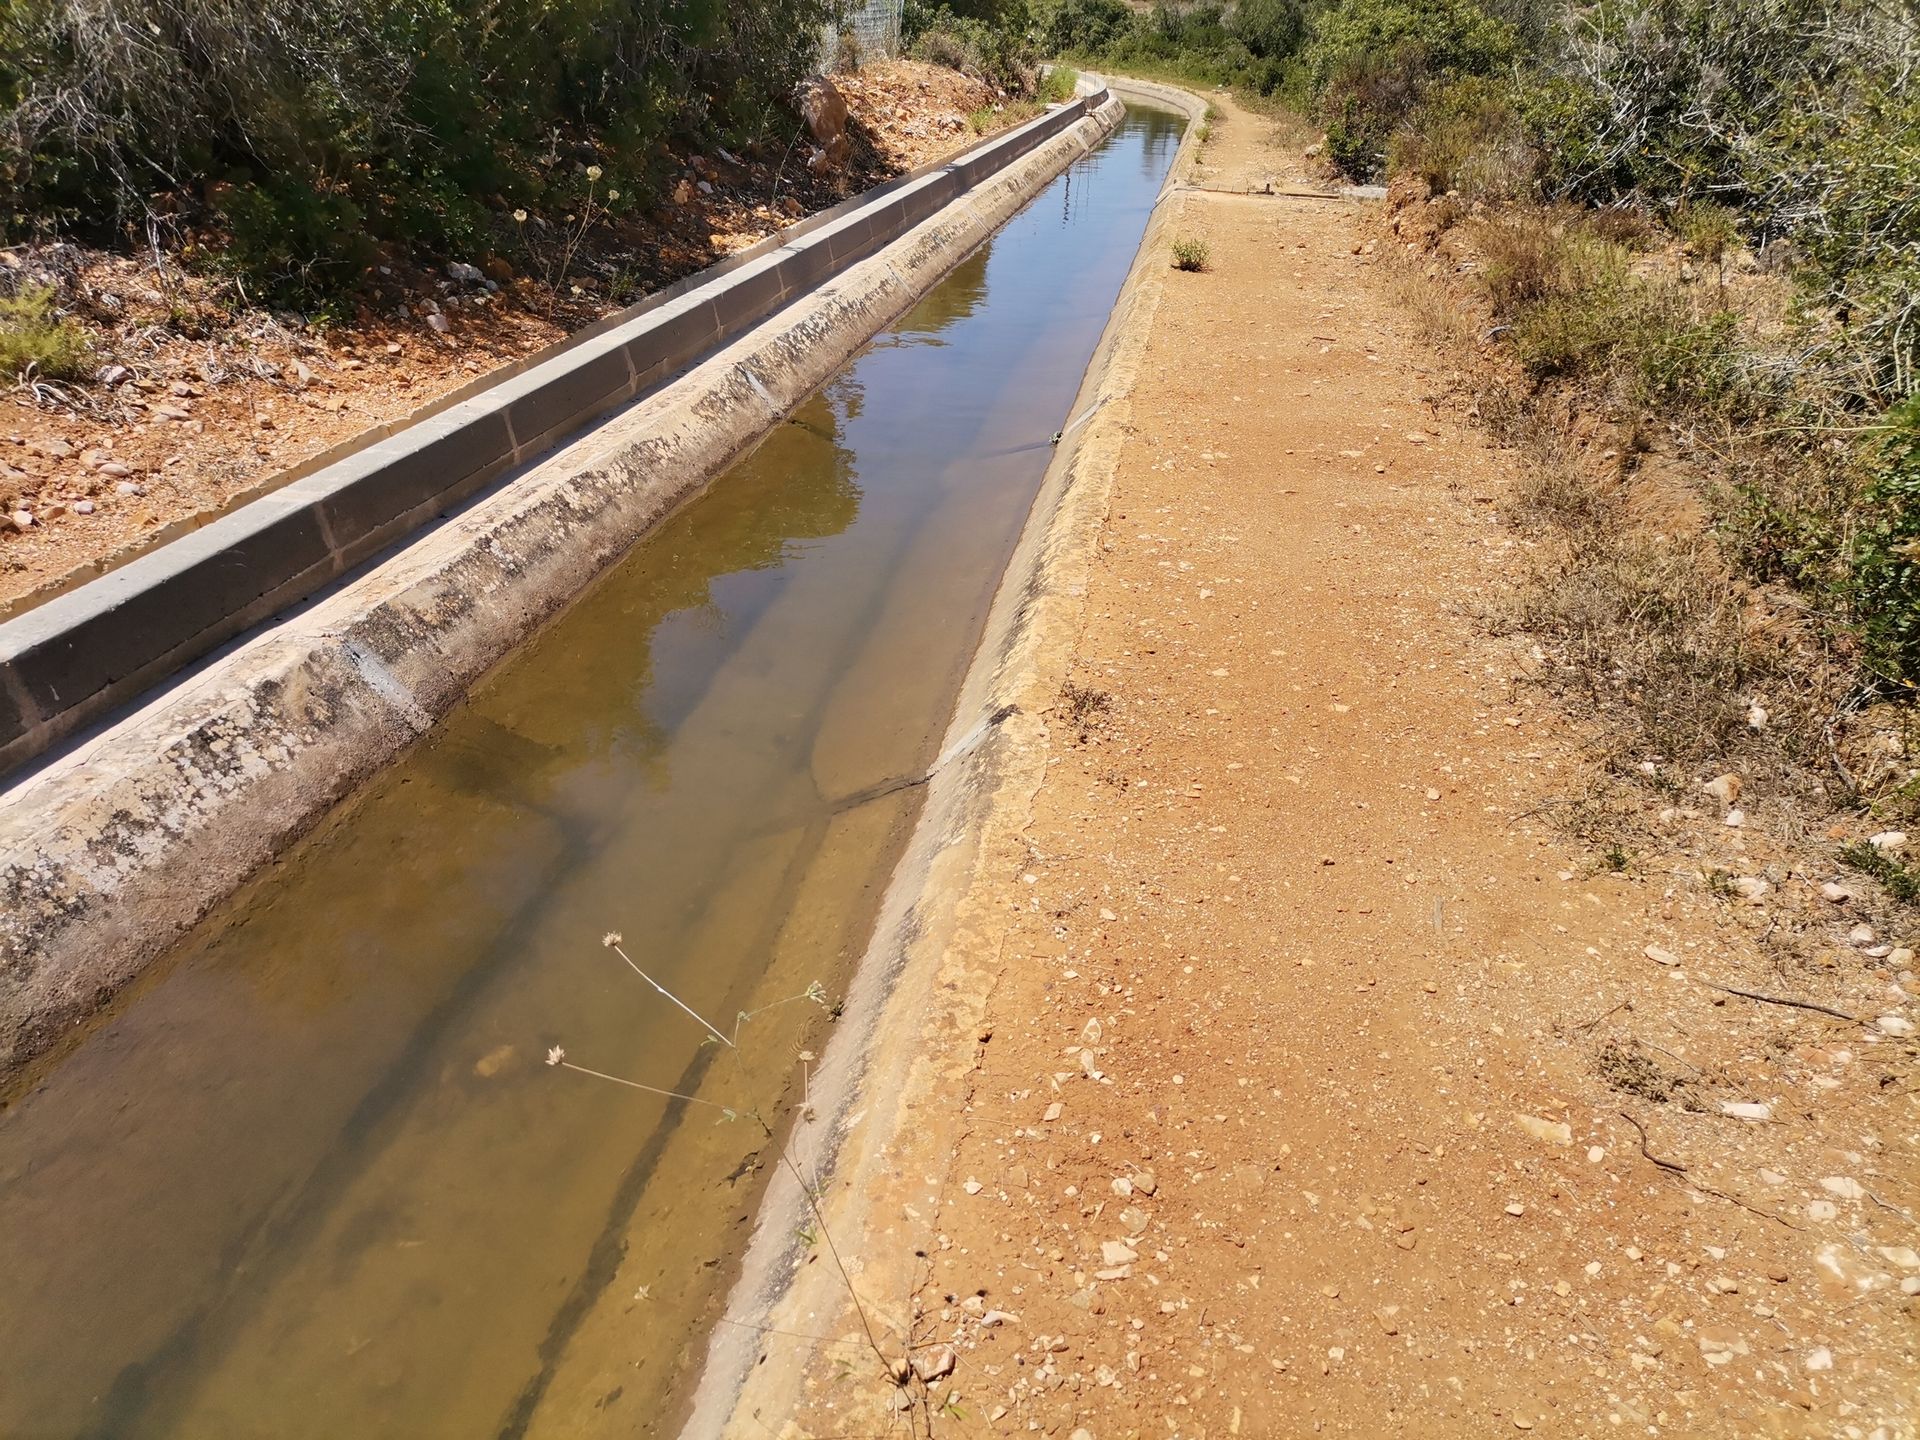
[1170,236,1211,273]
[1838,840,1920,904]
[1059,680,1112,741]
[1596,1039,1696,1107]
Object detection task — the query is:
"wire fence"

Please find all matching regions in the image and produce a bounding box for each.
[819,0,904,69]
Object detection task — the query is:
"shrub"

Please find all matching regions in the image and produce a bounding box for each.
[1473,210,1622,317]
[1170,235,1210,271]
[0,284,91,380]
[1839,839,1920,902]
[1230,0,1313,58]
[1036,0,1291,97]
[1305,0,1515,178]
[1037,65,1078,104]
[1848,398,1920,686]
[1391,75,1538,201]
[908,2,1040,94]
[1037,0,1134,55]
[1677,202,1739,267]
[1,0,835,302]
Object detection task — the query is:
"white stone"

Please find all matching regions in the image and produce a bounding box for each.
[1515,1114,1572,1145]
[1721,1101,1772,1121]
[1806,1347,1833,1372]
[1870,831,1908,854]
[1876,1015,1915,1036]
[1645,945,1680,967]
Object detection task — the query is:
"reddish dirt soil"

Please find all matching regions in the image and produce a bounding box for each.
[0,60,1018,610]
[768,94,1918,1440]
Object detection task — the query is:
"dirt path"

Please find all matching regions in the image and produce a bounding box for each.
[755,93,1917,1440]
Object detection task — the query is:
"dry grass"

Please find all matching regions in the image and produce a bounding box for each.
[1383,263,1479,356]
[1380,209,1840,800]
[1471,209,1625,318]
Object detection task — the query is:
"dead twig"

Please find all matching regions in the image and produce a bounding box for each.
[1619,1109,1687,1172]
[1621,1111,1804,1229]
[1690,1178,1803,1231]
[1864,1187,1920,1230]
[1700,980,1859,1023]
[1576,997,1631,1032]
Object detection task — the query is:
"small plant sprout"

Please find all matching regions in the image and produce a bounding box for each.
[602,931,734,1047]
[1171,235,1210,272]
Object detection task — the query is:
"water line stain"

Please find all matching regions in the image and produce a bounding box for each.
[0,105,1183,1440]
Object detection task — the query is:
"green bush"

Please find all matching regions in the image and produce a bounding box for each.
[1230,0,1314,59]
[1037,0,1135,55]
[1036,0,1292,97]
[0,283,90,380]
[216,181,377,304]
[1390,75,1538,200]
[1305,0,1515,177]
[907,1,1042,94]
[1,0,834,303]
[1849,398,1920,686]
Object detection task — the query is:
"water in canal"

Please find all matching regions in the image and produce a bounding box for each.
[0,103,1182,1439]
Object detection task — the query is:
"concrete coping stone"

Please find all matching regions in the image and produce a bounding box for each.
[0,89,1107,777]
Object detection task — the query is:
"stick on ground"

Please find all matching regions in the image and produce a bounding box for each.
[1700,980,1859,1023]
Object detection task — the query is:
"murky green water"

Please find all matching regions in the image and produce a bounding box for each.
[0,105,1181,1440]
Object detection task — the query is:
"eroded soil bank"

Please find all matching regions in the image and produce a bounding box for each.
[729,92,1917,1440]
